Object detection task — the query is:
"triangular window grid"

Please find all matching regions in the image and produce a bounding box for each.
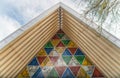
[17,30,105,78]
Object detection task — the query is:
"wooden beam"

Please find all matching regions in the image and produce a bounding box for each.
[0,9,59,78]
[62,9,120,77]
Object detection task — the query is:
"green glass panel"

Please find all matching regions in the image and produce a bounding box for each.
[46,68,59,78]
[62,40,70,46]
[44,41,53,48]
[57,33,64,39]
[74,55,85,64]
[62,56,72,65]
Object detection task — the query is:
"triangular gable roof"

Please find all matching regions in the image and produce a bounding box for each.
[0,3,120,49]
[0,2,120,77]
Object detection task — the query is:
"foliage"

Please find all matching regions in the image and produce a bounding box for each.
[73,0,120,34]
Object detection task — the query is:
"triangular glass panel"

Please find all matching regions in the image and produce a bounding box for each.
[92,67,104,77]
[49,56,59,64]
[75,48,84,55]
[56,41,65,47]
[55,66,66,77]
[57,33,64,39]
[17,68,30,78]
[62,40,70,46]
[44,48,53,55]
[51,39,60,47]
[61,34,70,40]
[81,66,95,77]
[42,66,53,77]
[27,66,39,77]
[62,48,72,56]
[82,57,93,65]
[68,48,77,55]
[62,56,72,65]
[74,55,85,64]
[55,56,66,66]
[40,57,50,67]
[37,48,47,56]
[32,67,44,78]
[77,68,90,78]
[67,41,78,48]
[62,68,75,78]
[52,34,60,39]
[46,67,59,78]
[56,47,65,55]
[68,56,80,66]
[44,41,53,48]
[37,56,47,64]
[49,50,59,56]
[28,57,39,66]
[69,66,80,76]
[45,57,53,66]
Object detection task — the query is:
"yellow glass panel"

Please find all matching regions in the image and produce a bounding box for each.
[37,48,47,56]
[22,69,29,76]
[82,58,92,65]
[51,39,60,46]
[68,41,78,48]
[17,68,29,78]
[56,47,65,55]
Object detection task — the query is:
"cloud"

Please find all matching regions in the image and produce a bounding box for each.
[0,0,119,40]
[0,15,21,41]
[1,0,59,24]
[0,0,59,41]
[6,0,60,23]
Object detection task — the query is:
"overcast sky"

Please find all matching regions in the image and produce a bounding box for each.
[0,0,120,41]
[0,0,60,41]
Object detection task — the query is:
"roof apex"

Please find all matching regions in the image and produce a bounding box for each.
[0,2,120,50]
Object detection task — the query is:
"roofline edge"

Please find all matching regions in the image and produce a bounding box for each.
[60,2,120,48]
[0,2,120,50]
[0,3,60,50]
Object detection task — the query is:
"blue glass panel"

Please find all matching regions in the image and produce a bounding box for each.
[62,49,71,55]
[75,48,84,55]
[62,68,75,78]
[28,57,39,66]
[44,48,53,54]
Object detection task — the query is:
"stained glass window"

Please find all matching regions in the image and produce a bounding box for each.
[17,30,104,78]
